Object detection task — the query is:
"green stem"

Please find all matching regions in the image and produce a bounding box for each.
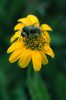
[27,63,32,86]
[27,64,38,99]
[27,63,39,83]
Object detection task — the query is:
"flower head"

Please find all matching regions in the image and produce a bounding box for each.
[7,15,54,71]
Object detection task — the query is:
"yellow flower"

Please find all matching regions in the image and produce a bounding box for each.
[7,15,54,71]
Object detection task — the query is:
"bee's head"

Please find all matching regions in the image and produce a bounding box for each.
[21,26,30,37]
[23,26,29,32]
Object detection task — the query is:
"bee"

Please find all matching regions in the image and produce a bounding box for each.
[21,23,41,37]
[21,22,49,42]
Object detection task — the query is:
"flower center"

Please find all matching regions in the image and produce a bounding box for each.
[23,34,46,50]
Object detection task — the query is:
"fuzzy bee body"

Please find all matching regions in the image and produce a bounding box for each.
[21,25,41,37]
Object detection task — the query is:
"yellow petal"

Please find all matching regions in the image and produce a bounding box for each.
[27,15,39,26]
[7,41,23,53]
[18,49,32,68]
[44,31,50,42]
[9,49,23,63]
[32,50,41,71]
[10,31,21,43]
[40,24,52,31]
[18,18,31,26]
[40,52,48,65]
[14,23,24,30]
[18,15,39,26]
[18,18,26,22]
[44,44,55,58]
[42,31,50,43]
[18,16,52,29]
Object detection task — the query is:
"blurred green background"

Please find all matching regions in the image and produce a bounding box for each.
[0,0,66,100]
